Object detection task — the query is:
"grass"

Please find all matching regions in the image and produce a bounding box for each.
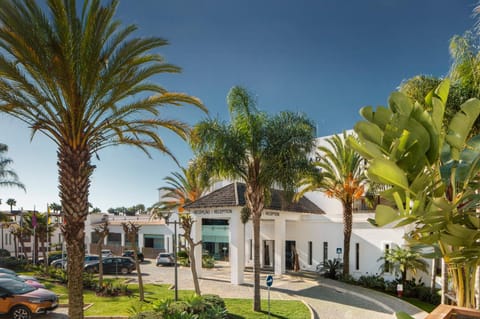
[402,297,438,313]
[43,281,309,318]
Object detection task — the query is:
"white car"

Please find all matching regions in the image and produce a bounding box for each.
[101,249,113,258]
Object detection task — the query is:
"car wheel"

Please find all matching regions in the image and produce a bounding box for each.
[120,267,128,275]
[10,305,32,319]
[55,263,62,269]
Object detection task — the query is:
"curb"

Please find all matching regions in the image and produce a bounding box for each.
[301,299,317,319]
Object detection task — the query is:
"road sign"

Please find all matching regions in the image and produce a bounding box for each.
[336,247,342,254]
[266,275,273,287]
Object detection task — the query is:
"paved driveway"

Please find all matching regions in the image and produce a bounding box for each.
[12,259,427,319]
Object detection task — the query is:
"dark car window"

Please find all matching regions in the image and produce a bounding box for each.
[0,279,36,294]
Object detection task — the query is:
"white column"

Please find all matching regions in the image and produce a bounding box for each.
[138,231,144,250]
[192,215,203,278]
[274,218,286,275]
[119,232,124,247]
[229,214,245,284]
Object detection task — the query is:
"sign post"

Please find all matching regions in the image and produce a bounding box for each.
[336,247,342,260]
[266,275,273,318]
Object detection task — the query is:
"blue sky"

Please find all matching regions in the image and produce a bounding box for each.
[0,0,475,212]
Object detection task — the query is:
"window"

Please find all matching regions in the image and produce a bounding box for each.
[308,241,313,265]
[355,243,360,270]
[249,239,253,260]
[323,242,328,263]
[384,243,391,273]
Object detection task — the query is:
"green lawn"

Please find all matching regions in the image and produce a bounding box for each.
[43,281,309,318]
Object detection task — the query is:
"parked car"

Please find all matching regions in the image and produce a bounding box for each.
[156,253,175,266]
[84,257,135,275]
[0,278,58,319]
[0,273,45,289]
[50,258,67,269]
[101,249,113,258]
[122,250,144,262]
[51,254,99,269]
[0,267,17,276]
[36,252,64,265]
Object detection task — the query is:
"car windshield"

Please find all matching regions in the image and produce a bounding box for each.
[0,278,36,294]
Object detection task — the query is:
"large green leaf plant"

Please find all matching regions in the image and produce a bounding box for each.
[349,80,480,308]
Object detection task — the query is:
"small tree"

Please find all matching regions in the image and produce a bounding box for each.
[377,245,428,289]
[94,220,109,288]
[122,222,144,301]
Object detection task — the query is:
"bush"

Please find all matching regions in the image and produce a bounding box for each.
[202,255,215,268]
[0,256,27,271]
[357,275,386,291]
[0,249,10,257]
[129,311,163,319]
[152,294,227,319]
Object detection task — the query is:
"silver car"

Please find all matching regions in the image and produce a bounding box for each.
[156,253,175,266]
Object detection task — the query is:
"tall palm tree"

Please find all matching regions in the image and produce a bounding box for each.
[191,86,316,311]
[156,161,212,295]
[0,1,205,318]
[0,144,25,191]
[298,132,366,275]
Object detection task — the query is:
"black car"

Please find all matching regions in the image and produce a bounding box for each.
[84,257,135,275]
[122,250,144,262]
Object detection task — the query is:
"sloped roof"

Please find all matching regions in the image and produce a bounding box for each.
[184,182,325,214]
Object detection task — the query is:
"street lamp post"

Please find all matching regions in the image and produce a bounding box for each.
[158,211,179,301]
[173,219,178,301]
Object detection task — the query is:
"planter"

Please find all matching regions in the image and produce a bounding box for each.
[425,305,480,319]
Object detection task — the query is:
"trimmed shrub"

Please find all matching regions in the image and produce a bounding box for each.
[0,249,10,257]
[129,311,163,319]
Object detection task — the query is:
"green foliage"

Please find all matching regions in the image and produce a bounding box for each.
[129,312,163,319]
[151,294,227,319]
[351,80,480,308]
[201,255,215,268]
[0,256,27,271]
[0,249,10,257]
[357,275,386,290]
[318,259,343,279]
[0,144,25,190]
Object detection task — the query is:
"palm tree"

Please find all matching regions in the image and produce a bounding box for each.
[191,86,316,311]
[155,161,212,295]
[0,144,25,191]
[49,203,62,214]
[6,198,16,212]
[0,2,205,318]
[377,245,428,290]
[93,220,109,288]
[298,132,366,276]
[23,212,56,265]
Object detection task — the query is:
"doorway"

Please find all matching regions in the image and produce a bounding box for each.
[263,240,274,268]
[285,240,296,270]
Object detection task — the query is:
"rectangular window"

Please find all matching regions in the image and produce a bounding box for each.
[323,242,328,263]
[249,239,253,260]
[384,243,391,273]
[308,241,313,265]
[355,243,360,270]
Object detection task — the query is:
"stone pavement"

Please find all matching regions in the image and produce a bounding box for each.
[39,260,428,319]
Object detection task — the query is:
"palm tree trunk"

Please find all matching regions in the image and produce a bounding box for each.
[342,201,353,276]
[59,145,93,319]
[13,236,17,258]
[252,212,261,311]
[246,182,265,312]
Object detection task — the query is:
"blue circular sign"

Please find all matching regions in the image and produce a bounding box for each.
[266,275,273,287]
